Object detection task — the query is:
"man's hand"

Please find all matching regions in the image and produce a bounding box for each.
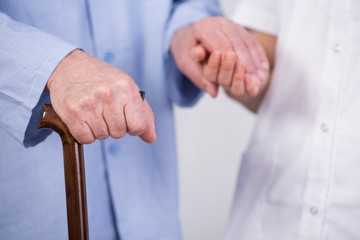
[47,49,156,144]
[170,16,269,98]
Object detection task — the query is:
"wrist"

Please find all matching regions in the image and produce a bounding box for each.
[47,49,84,91]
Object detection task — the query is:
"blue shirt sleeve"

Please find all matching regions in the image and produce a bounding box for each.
[0,12,77,146]
[164,0,223,107]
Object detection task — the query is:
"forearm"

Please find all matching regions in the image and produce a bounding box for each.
[226,29,277,113]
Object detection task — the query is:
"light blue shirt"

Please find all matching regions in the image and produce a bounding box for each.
[0,0,221,239]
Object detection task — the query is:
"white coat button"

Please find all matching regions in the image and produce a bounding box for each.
[310,207,318,215]
[321,123,328,132]
[333,44,342,53]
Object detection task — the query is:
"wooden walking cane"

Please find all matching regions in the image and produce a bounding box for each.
[37,91,144,240]
[38,104,89,240]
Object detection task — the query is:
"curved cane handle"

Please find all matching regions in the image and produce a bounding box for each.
[38,104,89,240]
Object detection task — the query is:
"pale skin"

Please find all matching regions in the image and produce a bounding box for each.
[228,29,277,112]
[191,28,277,112]
[47,17,268,144]
[170,17,270,98]
[47,49,156,144]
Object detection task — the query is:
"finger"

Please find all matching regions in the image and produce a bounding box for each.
[245,74,260,97]
[221,22,257,75]
[243,28,270,71]
[103,102,127,139]
[252,37,270,82]
[67,120,96,144]
[232,36,257,75]
[204,51,221,83]
[139,100,156,143]
[83,109,110,140]
[191,44,208,63]
[124,93,150,137]
[218,51,236,87]
[53,102,96,144]
[181,56,219,98]
[240,29,262,69]
[236,26,269,82]
[230,60,245,95]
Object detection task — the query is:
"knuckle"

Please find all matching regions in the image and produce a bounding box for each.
[111,80,123,93]
[64,101,81,117]
[111,128,127,139]
[116,75,136,90]
[98,85,114,103]
[79,94,96,110]
[113,78,139,101]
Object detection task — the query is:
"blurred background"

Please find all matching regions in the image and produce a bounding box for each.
[175,0,257,239]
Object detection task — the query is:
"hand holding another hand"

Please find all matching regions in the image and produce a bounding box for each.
[171,16,270,98]
[192,44,269,97]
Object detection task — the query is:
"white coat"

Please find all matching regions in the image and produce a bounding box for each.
[227,0,360,239]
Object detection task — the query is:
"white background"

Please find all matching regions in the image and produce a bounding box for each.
[176,0,257,239]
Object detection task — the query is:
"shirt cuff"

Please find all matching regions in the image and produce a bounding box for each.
[23,44,77,147]
[164,1,222,107]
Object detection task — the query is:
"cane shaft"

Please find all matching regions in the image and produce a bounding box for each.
[38,104,89,240]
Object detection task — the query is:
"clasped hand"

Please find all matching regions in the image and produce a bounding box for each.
[171,16,270,98]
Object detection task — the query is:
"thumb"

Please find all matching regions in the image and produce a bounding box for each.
[139,100,156,143]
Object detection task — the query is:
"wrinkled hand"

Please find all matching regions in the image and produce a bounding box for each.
[47,49,156,144]
[171,16,269,97]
